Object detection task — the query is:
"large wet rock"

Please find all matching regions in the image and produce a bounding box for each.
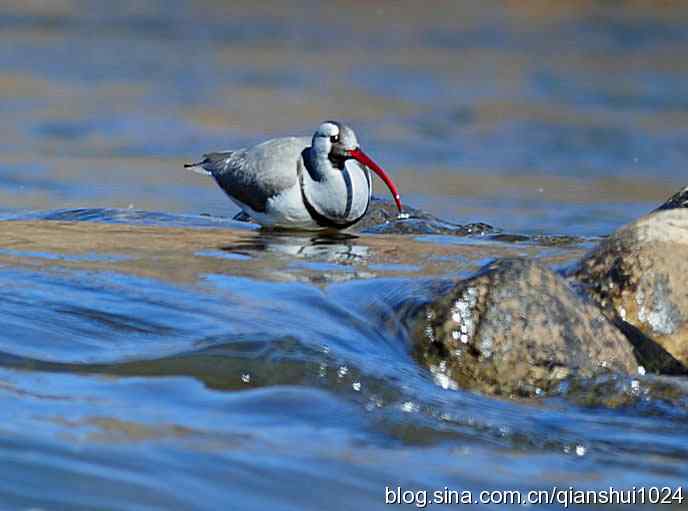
[411,258,638,397]
[569,207,688,374]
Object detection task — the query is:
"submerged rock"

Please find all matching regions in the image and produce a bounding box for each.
[233,197,495,236]
[356,198,494,235]
[569,207,688,374]
[489,232,587,247]
[231,197,587,243]
[411,258,638,397]
[559,372,688,410]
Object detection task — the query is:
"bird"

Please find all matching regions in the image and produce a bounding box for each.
[185,121,402,230]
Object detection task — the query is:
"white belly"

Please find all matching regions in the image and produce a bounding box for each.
[232,184,321,230]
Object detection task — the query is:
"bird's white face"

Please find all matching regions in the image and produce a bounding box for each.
[312,121,359,157]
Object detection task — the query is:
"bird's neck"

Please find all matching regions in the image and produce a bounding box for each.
[302,148,344,183]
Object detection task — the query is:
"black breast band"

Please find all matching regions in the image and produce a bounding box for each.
[298,161,369,229]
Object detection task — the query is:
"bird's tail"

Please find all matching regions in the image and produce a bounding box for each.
[184,151,233,176]
[184,158,212,176]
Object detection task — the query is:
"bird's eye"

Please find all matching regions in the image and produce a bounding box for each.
[330,135,339,143]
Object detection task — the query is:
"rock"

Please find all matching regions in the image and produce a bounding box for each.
[489,233,586,247]
[230,197,585,244]
[356,197,494,235]
[558,372,688,410]
[233,197,496,236]
[410,258,638,397]
[568,207,688,374]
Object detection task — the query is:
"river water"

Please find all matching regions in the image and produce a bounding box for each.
[1,1,688,509]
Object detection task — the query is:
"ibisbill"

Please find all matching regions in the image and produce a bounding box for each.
[185,121,402,230]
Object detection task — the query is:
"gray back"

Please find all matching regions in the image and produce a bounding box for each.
[207,137,310,212]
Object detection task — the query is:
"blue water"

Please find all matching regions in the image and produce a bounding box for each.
[0,242,686,509]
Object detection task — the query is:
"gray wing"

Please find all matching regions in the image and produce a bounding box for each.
[186,137,310,213]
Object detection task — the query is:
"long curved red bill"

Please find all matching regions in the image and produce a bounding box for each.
[348,148,402,212]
